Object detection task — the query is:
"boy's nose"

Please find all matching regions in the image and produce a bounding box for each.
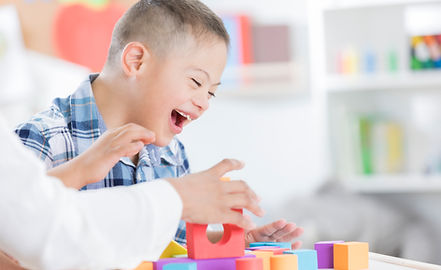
[192,91,210,112]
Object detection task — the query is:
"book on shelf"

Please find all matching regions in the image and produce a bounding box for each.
[351,116,404,176]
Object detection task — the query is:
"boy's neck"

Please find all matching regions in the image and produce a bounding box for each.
[92,73,134,130]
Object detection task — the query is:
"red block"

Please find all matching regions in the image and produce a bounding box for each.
[186,210,244,259]
[236,257,263,270]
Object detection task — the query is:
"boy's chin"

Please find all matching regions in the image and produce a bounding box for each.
[152,136,173,147]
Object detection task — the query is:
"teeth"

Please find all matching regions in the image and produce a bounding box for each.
[176,110,192,121]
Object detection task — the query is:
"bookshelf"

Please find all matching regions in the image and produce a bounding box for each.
[219,62,308,97]
[309,0,441,193]
[200,0,310,98]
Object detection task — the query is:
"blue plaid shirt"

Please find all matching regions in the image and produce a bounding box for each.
[15,74,189,244]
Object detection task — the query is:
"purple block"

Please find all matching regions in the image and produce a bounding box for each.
[314,241,344,269]
[154,254,255,270]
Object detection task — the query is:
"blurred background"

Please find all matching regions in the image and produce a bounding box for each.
[1,0,441,264]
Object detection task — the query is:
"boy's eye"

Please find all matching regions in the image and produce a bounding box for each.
[208,91,216,98]
[191,78,201,87]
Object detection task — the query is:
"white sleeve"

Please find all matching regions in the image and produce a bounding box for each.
[0,116,183,270]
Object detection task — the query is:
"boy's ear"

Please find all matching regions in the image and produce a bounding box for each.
[121,42,151,75]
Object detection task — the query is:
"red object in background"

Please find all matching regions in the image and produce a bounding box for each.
[53,4,125,72]
[238,15,253,64]
[186,209,245,260]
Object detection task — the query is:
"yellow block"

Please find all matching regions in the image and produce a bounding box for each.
[250,251,273,270]
[159,240,188,259]
[270,254,298,270]
[133,261,153,270]
[334,242,369,270]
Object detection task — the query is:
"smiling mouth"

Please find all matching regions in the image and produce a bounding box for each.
[171,109,192,129]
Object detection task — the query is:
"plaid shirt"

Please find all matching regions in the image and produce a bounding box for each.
[15,74,189,244]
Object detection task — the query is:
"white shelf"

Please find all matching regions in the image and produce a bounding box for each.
[341,174,441,193]
[326,71,441,92]
[219,62,308,97]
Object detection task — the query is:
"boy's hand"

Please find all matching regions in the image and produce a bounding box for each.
[48,123,155,189]
[166,159,265,230]
[244,219,304,249]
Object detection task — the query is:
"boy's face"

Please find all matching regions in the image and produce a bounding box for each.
[131,35,227,147]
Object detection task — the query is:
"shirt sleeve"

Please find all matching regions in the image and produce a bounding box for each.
[0,116,183,270]
[14,122,54,169]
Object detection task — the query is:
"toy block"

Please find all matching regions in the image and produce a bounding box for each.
[134,261,153,270]
[154,254,255,270]
[284,249,318,270]
[160,240,188,259]
[314,240,344,268]
[249,251,273,270]
[236,257,263,270]
[186,214,244,259]
[248,246,280,251]
[252,247,290,255]
[250,242,292,249]
[333,242,369,270]
[163,262,196,270]
[270,254,298,270]
[186,176,244,260]
[172,254,188,258]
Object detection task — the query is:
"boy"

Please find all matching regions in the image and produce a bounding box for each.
[15,0,303,247]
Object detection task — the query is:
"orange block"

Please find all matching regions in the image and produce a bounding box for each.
[236,257,263,270]
[249,251,272,270]
[334,242,369,270]
[270,254,298,270]
[134,261,153,270]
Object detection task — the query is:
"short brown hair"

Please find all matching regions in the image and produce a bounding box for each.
[107,0,229,64]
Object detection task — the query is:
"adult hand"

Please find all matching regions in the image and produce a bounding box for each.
[167,159,264,230]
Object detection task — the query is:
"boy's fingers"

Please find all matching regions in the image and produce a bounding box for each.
[116,126,155,145]
[114,141,145,157]
[208,159,245,177]
[278,227,304,242]
[269,222,296,240]
[258,219,288,237]
[291,241,303,250]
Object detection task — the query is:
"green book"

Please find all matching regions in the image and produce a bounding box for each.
[359,117,373,175]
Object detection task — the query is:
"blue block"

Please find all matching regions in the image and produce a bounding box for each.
[284,249,318,270]
[163,262,197,270]
[249,241,292,249]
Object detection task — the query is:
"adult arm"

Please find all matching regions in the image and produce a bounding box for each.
[0,117,182,270]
